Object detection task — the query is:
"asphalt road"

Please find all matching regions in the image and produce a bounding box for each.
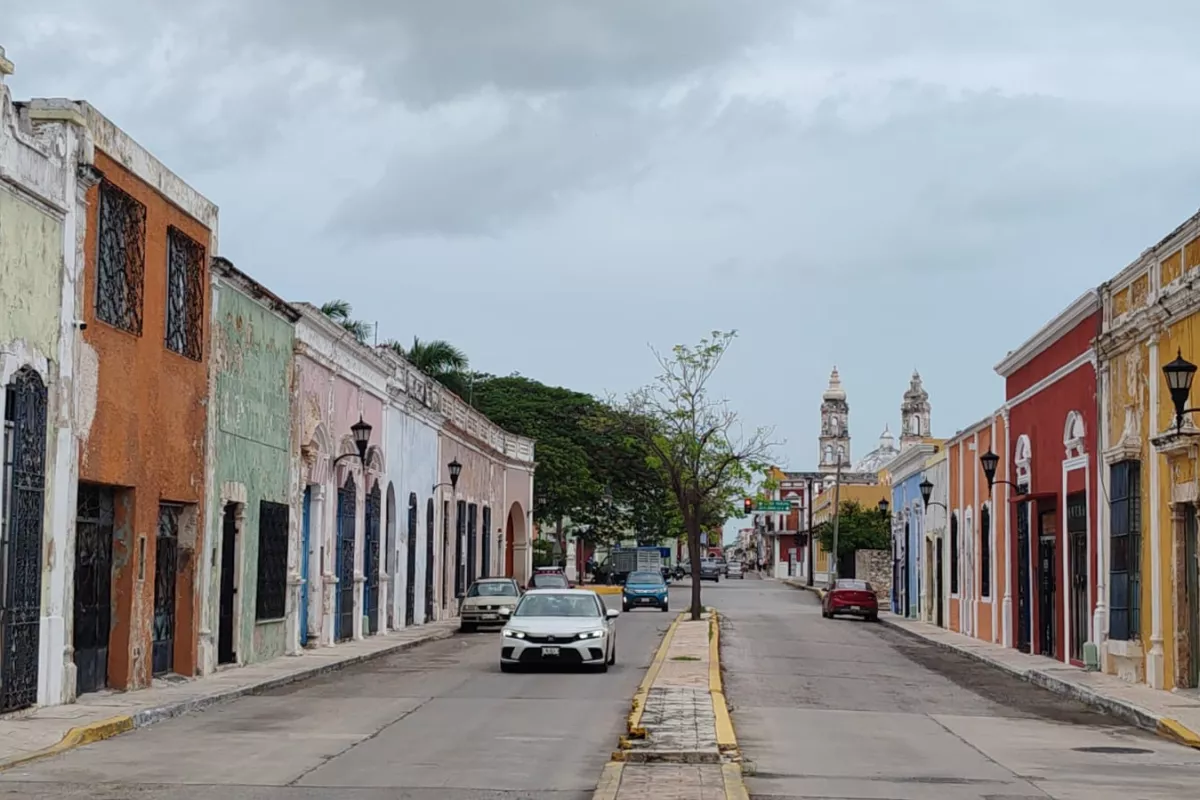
[720,574,1200,800]
[0,592,678,800]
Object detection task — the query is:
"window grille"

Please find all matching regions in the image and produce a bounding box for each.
[165,226,205,360]
[95,181,146,335]
[255,501,289,620]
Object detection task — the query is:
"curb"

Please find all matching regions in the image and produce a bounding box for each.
[584,586,623,596]
[590,761,624,800]
[875,616,1200,751]
[708,610,737,754]
[781,579,825,600]
[0,626,457,772]
[626,613,684,739]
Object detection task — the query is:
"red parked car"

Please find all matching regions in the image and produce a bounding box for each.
[822,579,879,622]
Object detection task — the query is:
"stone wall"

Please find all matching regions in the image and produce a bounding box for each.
[854,549,892,601]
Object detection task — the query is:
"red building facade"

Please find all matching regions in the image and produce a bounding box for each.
[995,292,1101,665]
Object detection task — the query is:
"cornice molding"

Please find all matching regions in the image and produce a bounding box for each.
[994,290,1100,377]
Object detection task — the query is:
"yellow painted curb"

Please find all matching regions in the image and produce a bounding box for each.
[626,611,685,739]
[584,585,624,595]
[591,761,625,800]
[721,761,751,800]
[0,715,134,772]
[708,610,739,754]
[1158,717,1200,749]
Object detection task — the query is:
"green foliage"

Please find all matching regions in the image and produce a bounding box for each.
[383,337,471,398]
[813,500,891,559]
[620,331,774,618]
[531,539,556,568]
[466,375,675,547]
[320,299,373,344]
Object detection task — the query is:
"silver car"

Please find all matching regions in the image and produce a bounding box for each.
[460,577,521,631]
[498,589,619,673]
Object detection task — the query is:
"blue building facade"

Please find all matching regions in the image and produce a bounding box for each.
[888,444,938,618]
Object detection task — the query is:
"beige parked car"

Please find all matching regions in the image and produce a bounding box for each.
[460,577,521,631]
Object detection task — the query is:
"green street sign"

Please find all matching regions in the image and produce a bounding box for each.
[754,501,792,512]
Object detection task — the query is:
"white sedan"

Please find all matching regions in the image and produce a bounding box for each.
[498,589,619,673]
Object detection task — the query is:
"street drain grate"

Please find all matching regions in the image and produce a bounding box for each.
[1072,746,1153,754]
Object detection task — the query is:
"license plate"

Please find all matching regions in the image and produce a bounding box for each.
[850,606,861,611]
[481,614,497,620]
[542,647,560,656]
[639,598,652,603]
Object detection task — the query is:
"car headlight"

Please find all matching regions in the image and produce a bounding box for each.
[503,630,526,639]
[577,630,605,640]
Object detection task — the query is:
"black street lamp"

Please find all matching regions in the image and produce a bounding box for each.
[432,458,463,492]
[332,416,373,468]
[978,450,1023,497]
[1163,349,1200,432]
[878,498,890,515]
[918,477,948,511]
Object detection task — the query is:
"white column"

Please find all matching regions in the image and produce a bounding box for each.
[1147,334,1165,688]
[1002,409,1013,647]
[1094,363,1110,654]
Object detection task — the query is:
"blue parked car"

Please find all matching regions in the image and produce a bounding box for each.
[622,570,670,612]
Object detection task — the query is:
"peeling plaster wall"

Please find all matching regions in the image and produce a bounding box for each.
[201,280,296,671]
[1,62,94,708]
[76,144,214,690]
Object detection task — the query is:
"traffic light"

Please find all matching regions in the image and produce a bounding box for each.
[743,498,753,515]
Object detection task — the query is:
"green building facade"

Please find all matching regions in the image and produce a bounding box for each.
[199,257,300,672]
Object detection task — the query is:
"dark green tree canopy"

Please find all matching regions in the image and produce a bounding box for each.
[813,500,891,558]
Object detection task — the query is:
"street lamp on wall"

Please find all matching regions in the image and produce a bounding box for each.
[918,477,948,511]
[978,450,1024,497]
[432,459,463,493]
[1163,349,1200,433]
[331,416,373,468]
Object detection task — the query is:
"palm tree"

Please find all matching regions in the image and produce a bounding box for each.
[319,299,372,344]
[383,336,471,398]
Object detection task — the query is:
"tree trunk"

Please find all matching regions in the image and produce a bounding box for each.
[555,517,566,569]
[687,511,704,620]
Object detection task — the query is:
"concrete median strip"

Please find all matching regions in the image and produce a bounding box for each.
[593,607,750,800]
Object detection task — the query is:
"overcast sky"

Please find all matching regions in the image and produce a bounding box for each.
[5,2,1200,495]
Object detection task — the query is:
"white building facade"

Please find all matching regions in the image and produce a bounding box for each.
[0,48,97,710]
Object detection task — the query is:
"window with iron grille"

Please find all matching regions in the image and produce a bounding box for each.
[95,181,146,335]
[980,505,991,598]
[950,513,960,595]
[256,501,289,620]
[1109,460,1142,640]
[165,226,205,360]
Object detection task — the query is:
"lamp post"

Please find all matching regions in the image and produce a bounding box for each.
[918,477,948,512]
[432,459,463,600]
[331,416,373,468]
[979,449,1024,497]
[1163,349,1200,432]
[830,446,845,585]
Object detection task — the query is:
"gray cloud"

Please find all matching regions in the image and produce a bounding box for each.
[4,0,1200,475]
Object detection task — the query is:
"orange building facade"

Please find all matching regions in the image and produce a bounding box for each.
[63,102,219,692]
[945,413,1009,645]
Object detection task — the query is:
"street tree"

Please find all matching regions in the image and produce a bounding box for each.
[622,331,774,620]
[812,500,890,562]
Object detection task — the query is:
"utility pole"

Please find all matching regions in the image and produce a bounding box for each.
[829,447,844,586]
[806,475,815,587]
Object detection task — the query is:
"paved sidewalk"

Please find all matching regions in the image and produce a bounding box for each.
[0,619,458,770]
[781,578,1200,750]
[595,610,747,800]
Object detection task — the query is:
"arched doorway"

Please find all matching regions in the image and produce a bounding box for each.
[2,367,48,712]
[505,502,528,586]
[405,493,418,626]
[364,481,382,635]
[335,474,356,642]
[385,484,396,629]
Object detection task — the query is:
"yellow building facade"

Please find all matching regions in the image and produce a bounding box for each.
[1097,208,1200,692]
[811,482,889,579]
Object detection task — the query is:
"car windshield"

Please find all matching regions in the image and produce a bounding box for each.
[531,573,568,588]
[835,579,871,591]
[513,594,600,618]
[627,571,663,585]
[467,581,517,598]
